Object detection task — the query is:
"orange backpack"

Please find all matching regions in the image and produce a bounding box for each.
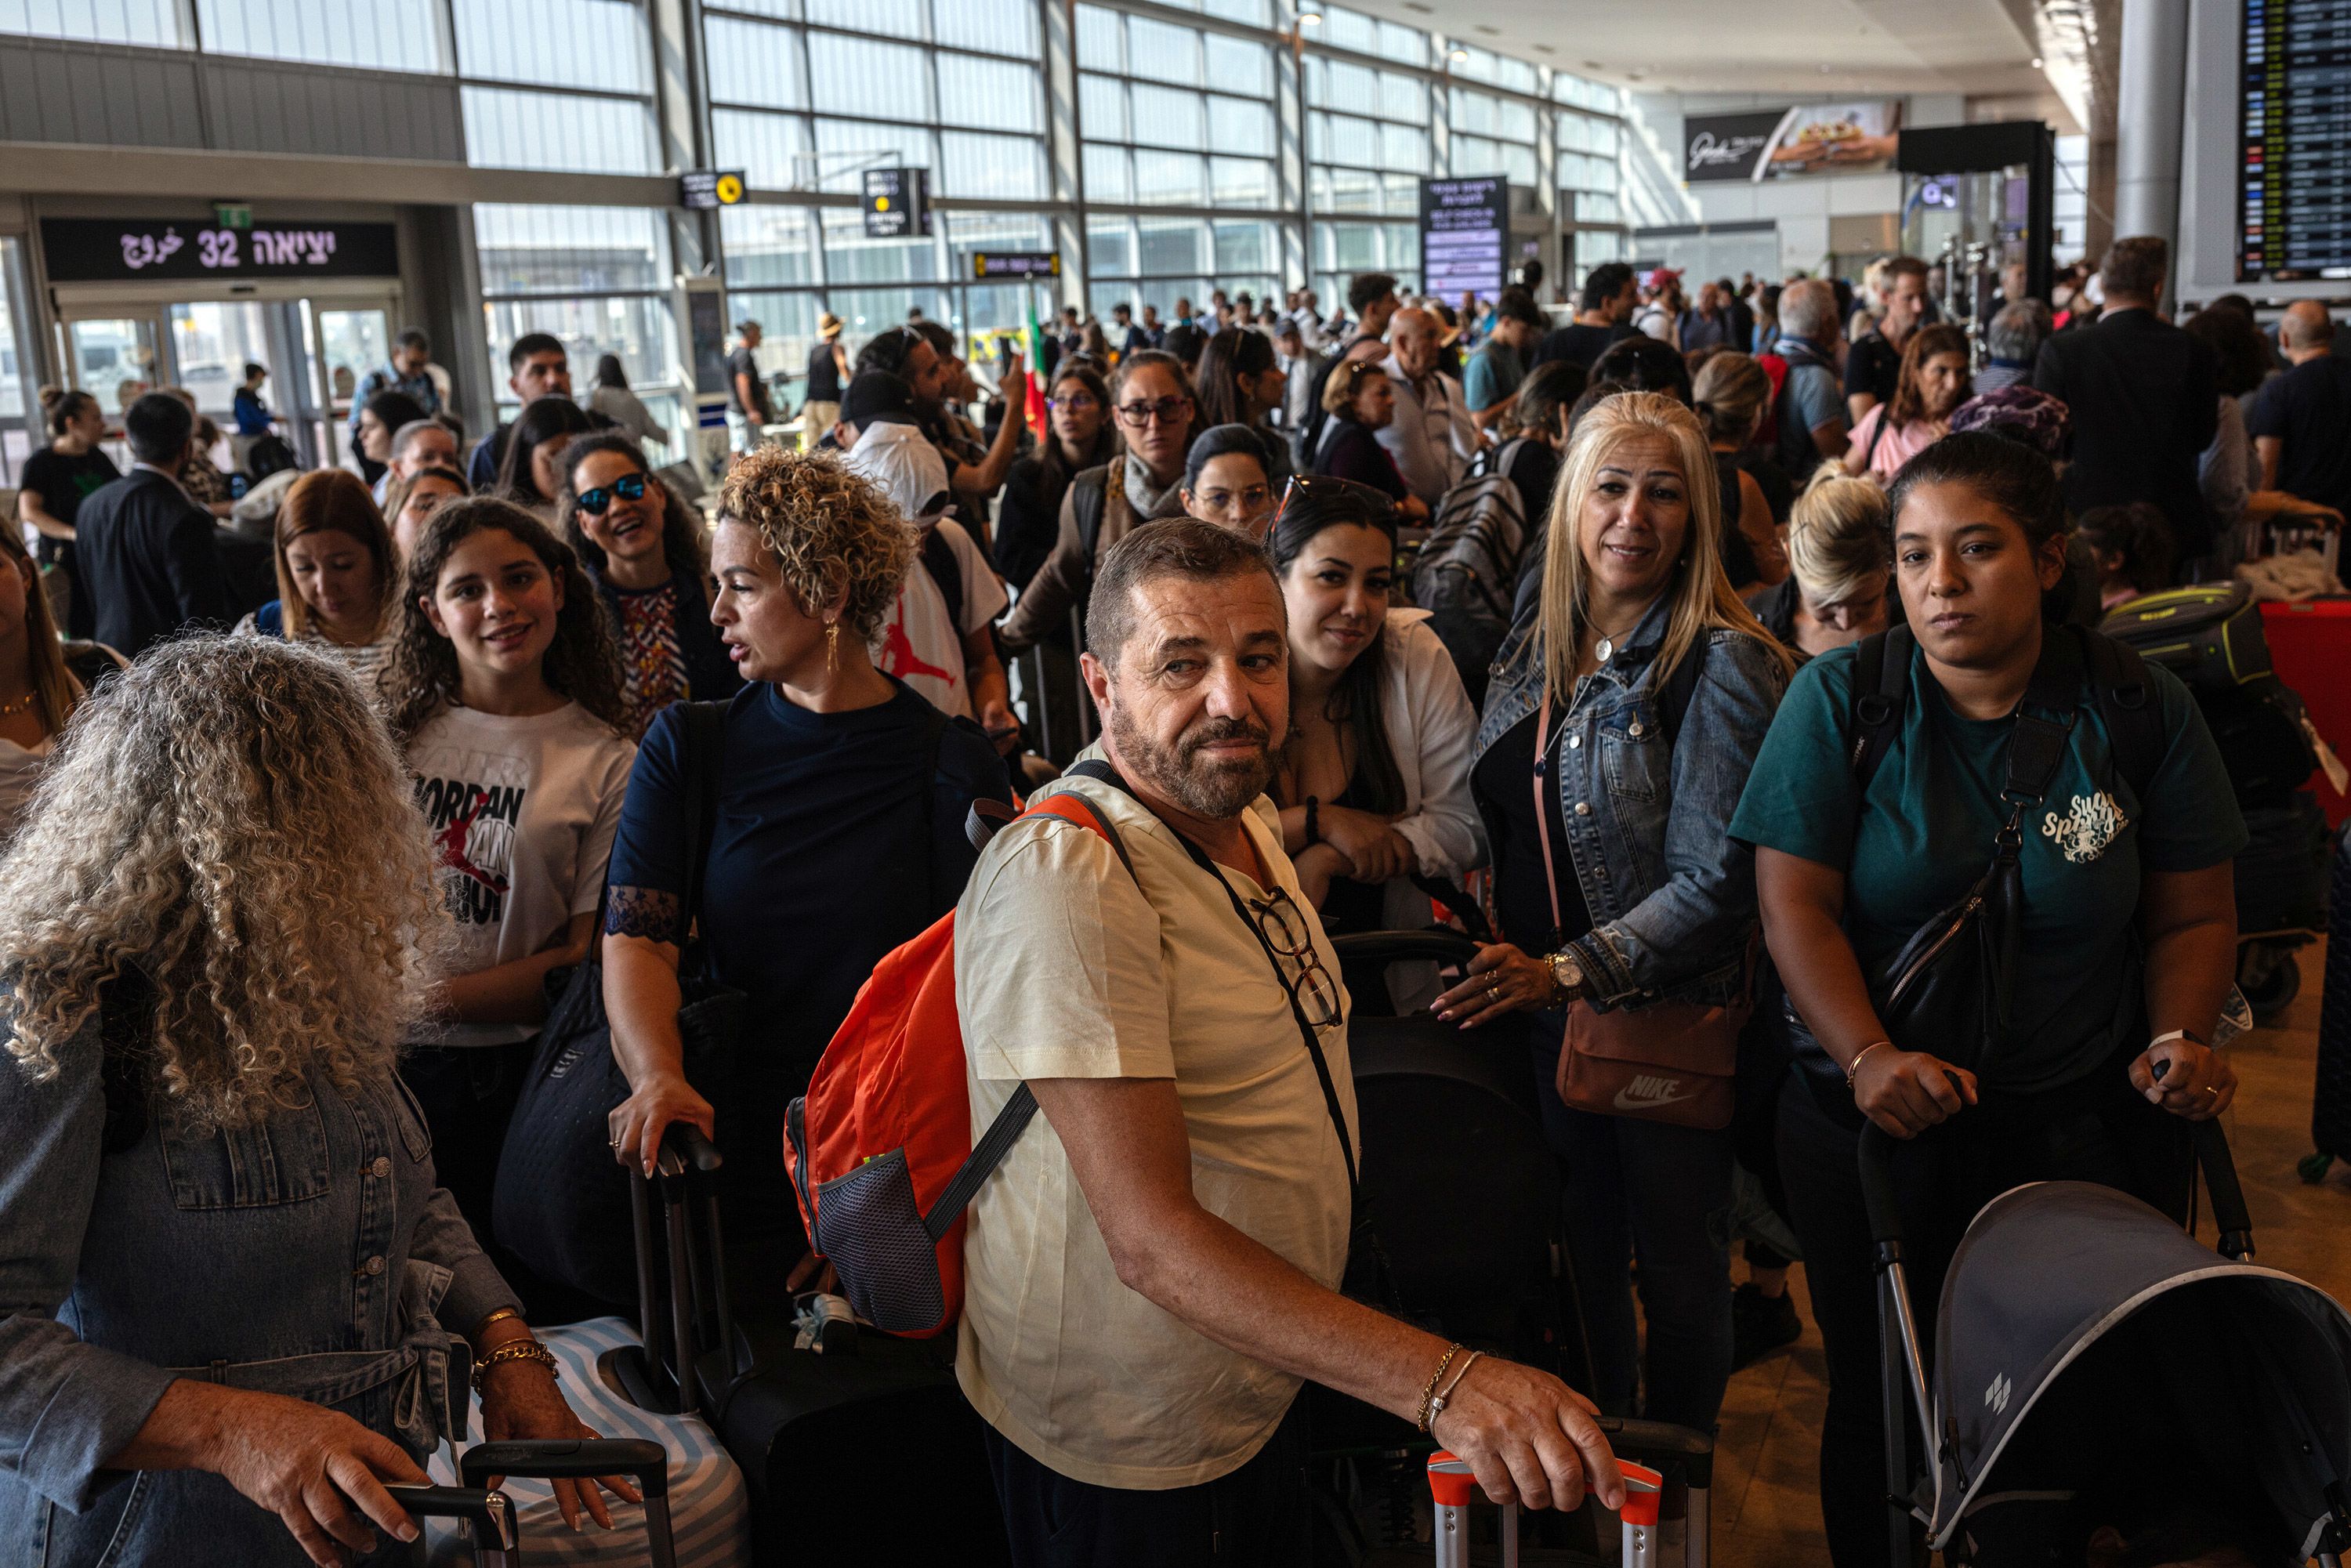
[784,788,1135,1338]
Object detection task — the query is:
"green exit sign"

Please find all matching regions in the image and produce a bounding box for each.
[212,204,252,230]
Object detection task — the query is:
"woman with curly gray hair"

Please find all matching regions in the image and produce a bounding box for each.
[0,636,634,1567]
[601,447,1012,1282]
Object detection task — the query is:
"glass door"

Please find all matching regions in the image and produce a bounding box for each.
[307,302,392,469]
[167,301,273,475]
[59,311,165,468]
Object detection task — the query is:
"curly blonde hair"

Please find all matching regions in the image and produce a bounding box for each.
[719,446,914,639]
[0,636,446,1131]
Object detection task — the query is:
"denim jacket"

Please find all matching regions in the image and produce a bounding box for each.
[1473,591,1787,1009]
[0,1001,517,1567]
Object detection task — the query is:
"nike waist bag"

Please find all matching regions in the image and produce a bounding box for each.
[784,790,1134,1338]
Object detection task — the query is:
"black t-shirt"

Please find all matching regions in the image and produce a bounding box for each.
[1843,331,1903,407]
[805,340,842,403]
[1532,320,1634,372]
[1501,439,1560,530]
[1473,712,1591,954]
[727,346,768,418]
[19,446,121,563]
[1714,452,1762,588]
[2248,353,2351,515]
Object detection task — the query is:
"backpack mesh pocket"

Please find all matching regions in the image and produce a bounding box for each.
[812,1147,947,1332]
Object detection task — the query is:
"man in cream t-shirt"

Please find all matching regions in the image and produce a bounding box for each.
[953,520,1621,1566]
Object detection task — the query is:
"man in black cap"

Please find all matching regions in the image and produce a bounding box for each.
[823,371,920,452]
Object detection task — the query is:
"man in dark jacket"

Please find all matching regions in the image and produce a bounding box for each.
[73,392,232,657]
[2032,236,2220,570]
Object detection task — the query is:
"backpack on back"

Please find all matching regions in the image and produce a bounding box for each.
[784,788,1135,1338]
[1412,440,1533,698]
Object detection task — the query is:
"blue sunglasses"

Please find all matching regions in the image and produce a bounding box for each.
[577,473,648,515]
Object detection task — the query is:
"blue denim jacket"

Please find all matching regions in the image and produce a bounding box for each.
[1473,591,1787,1009]
[0,1004,516,1567]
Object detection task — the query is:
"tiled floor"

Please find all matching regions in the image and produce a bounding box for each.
[1708,938,2351,1566]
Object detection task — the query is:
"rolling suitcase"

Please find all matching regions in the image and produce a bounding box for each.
[2262,599,2351,828]
[428,1131,752,1566]
[2307,827,2351,1180]
[1414,1418,1713,1566]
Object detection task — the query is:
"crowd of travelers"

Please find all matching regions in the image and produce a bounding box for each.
[0,230,2329,1568]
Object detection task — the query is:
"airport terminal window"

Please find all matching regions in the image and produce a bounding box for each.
[453,0,651,96]
[0,0,180,45]
[195,0,444,72]
[476,203,680,442]
[1310,4,1427,66]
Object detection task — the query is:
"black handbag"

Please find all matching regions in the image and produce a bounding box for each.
[491,701,746,1305]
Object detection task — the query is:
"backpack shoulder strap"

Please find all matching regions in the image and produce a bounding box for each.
[918,526,964,631]
[1655,631,1712,745]
[2079,625,2165,802]
[1849,625,1912,790]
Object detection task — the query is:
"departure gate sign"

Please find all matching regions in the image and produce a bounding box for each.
[41,218,400,284]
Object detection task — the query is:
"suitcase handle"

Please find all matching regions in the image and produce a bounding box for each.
[458,1439,676,1568]
[1328,929,1482,969]
[1595,1418,1714,1491]
[382,1483,516,1551]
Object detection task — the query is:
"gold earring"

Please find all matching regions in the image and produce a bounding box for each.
[825,617,840,670]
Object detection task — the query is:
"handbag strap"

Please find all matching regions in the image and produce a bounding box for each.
[1067,759,1360,1193]
[676,700,730,952]
[1531,688,1565,942]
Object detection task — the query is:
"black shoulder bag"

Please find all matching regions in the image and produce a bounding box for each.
[492,701,748,1305]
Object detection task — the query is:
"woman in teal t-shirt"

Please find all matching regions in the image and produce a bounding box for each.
[1727,432,2244,1568]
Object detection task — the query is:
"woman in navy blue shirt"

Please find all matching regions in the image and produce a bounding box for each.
[600,447,1011,1266]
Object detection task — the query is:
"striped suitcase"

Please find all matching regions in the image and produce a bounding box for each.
[426,1316,750,1566]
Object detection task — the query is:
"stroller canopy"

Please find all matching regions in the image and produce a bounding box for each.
[1929,1180,2351,1561]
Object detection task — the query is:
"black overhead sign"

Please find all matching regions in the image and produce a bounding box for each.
[40,217,401,284]
[863,168,932,239]
[680,169,747,210]
[972,251,1060,279]
[1682,110,1784,183]
[1419,176,1508,300]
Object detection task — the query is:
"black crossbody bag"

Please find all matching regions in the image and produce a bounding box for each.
[1791,625,2162,1118]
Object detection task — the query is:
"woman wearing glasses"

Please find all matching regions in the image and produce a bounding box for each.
[1313,358,1430,525]
[1435,392,1791,1438]
[997,364,1116,591]
[1180,425,1279,539]
[1270,476,1484,1012]
[561,433,743,740]
[998,350,1200,654]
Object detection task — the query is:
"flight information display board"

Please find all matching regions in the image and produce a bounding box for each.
[2241,0,2351,280]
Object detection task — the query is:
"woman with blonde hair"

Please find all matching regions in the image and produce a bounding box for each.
[1745,470,1895,661]
[601,448,1011,1278]
[0,636,634,1566]
[1690,351,1791,592]
[1437,390,1791,1436]
[0,527,122,839]
[234,468,402,683]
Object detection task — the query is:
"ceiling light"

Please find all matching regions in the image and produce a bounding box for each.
[1818,61,1834,72]
[1450,46,1470,62]
[2031,54,2045,66]
[1296,5,1321,22]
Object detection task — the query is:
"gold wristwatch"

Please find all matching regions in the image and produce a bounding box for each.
[1545,949,1585,1003]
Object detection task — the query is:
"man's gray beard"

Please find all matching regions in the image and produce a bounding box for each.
[1107,702,1272,821]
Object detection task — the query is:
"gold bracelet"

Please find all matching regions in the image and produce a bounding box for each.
[474,1307,523,1335]
[1425,1350,1485,1429]
[1415,1342,1466,1433]
[1845,1040,1891,1092]
[476,1339,560,1378]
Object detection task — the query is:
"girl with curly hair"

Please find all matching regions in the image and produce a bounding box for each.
[0,636,633,1566]
[379,497,636,1237]
[600,447,1012,1272]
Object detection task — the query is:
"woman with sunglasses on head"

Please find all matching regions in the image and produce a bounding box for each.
[1269,476,1484,1012]
[491,396,597,525]
[1312,358,1430,525]
[1434,392,1792,1440]
[384,464,468,561]
[378,498,635,1242]
[997,364,1116,592]
[0,526,124,841]
[233,469,402,686]
[601,448,1011,1279]
[1180,425,1278,539]
[561,433,743,739]
[998,350,1200,656]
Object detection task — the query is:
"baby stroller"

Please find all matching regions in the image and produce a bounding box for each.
[1862,1116,2351,1565]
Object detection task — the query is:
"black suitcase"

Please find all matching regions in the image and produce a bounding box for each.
[2309,827,2351,1179]
[2201,684,2322,809]
[2233,791,2331,936]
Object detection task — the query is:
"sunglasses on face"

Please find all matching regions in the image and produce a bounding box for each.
[1272,472,1397,531]
[1050,393,1100,413]
[1115,395,1192,428]
[576,473,647,516]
